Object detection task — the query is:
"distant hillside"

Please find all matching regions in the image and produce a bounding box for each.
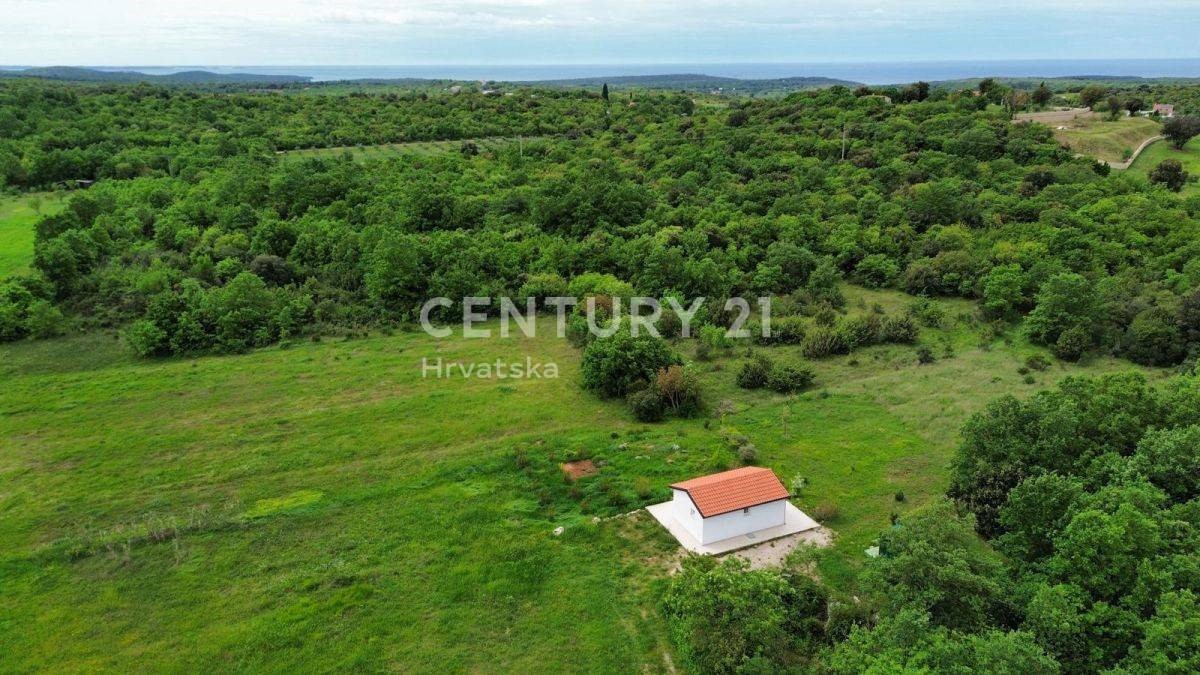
[518,73,861,95]
[931,74,1200,91]
[0,66,310,85]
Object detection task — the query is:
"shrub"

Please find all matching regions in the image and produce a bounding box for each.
[518,272,569,304]
[768,361,816,393]
[1052,324,1092,362]
[1125,307,1186,366]
[801,326,848,359]
[581,331,681,398]
[24,300,67,339]
[654,365,704,416]
[627,388,666,422]
[839,314,880,350]
[855,254,900,288]
[756,315,806,345]
[907,297,946,327]
[124,319,168,357]
[737,353,774,389]
[738,443,758,465]
[879,314,919,343]
[1025,354,1051,371]
[812,502,840,522]
[698,324,733,352]
[916,345,935,364]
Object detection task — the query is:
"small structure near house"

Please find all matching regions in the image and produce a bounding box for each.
[647,466,820,554]
[1153,103,1175,118]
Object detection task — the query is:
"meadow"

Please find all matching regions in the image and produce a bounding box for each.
[0,192,64,277]
[0,286,1157,670]
[1127,136,1200,194]
[1049,114,1162,164]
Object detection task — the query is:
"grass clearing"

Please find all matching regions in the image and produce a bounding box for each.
[1050,115,1162,164]
[0,287,1161,669]
[0,192,65,277]
[280,136,559,162]
[1125,137,1200,194]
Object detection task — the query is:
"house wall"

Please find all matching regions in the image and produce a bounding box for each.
[671,489,704,542]
[697,499,787,544]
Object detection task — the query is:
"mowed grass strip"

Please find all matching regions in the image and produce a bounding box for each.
[279,135,558,162]
[0,192,65,277]
[0,292,1161,670]
[1126,137,1200,194]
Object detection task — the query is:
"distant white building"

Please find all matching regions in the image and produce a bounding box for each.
[647,466,820,553]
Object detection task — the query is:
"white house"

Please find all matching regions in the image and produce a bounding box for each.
[647,466,820,553]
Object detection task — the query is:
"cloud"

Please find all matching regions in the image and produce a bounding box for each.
[0,0,1196,64]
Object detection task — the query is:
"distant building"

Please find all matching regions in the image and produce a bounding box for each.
[1153,103,1176,118]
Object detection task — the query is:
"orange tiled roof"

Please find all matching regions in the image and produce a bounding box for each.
[670,466,790,518]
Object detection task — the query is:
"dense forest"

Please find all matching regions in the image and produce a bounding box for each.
[3,79,1200,368]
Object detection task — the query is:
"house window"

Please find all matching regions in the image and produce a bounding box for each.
[743,507,750,515]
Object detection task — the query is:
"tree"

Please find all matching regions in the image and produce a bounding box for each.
[1163,115,1200,150]
[1079,86,1107,110]
[1125,97,1145,115]
[1106,95,1123,120]
[1149,159,1189,192]
[1032,82,1053,107]
[1122,591,1200,673]
[826,609,1059,674]
[1131,426,1200,502]
[581,330,680,398]
[661,557,827,673]
[865,501,1009,632]
[981,264,1027,320]
[1025,273,1099,347]
[601,82,609,102]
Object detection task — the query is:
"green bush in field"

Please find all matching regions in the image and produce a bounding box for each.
[839,314,880,350]
[737,352,774,389]
[802,326,849,359]
[626,388,665,422]
[767,361,816,393]
[581,331,680,398]
[880,314,919,343]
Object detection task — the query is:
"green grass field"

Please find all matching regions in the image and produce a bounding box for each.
[1052,115,1161,164]
[1126,137,1200,194]
[0,287,1159,670]
[280,136,557,162]
[0,192,64,277]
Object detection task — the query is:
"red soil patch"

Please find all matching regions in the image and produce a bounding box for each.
[560,459,598,481]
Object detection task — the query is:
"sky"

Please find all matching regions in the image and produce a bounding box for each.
[1,0,1198,66]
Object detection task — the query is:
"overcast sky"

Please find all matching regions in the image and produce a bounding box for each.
[1,0,1197,65]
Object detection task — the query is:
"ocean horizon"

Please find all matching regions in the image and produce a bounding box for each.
[4,58,1200,85]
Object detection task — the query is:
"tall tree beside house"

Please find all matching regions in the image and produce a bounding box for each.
[1163,115,1200,149]
[1125,97,1145,115]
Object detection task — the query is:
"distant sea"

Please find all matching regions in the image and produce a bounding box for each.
[5,59,1200,85]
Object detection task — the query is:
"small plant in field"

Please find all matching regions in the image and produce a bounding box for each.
[916,345,935,364]
[894,490,906,502]
[812,502,840,522]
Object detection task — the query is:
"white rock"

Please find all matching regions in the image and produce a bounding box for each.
[553,526,565,536]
